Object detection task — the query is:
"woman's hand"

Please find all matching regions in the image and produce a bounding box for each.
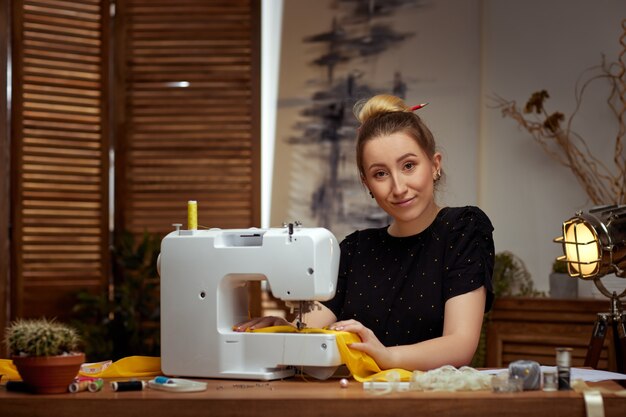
[233,316,293,332]
[329,319,395,369]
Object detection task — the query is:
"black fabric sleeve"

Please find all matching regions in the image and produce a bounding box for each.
[442,206,495,312]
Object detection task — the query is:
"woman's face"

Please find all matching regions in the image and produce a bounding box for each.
[361,131,441,235]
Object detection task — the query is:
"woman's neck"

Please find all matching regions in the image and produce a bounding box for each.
[388,202,441,237]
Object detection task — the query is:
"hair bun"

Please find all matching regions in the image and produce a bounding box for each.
[354,94,410,124]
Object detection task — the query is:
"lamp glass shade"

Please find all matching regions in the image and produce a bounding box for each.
[563,220,600,278]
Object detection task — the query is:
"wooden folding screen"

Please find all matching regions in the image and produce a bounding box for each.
[9,0,261,321]
[1,0,10,334]
[114,0,261,236]
[10,0,110,318]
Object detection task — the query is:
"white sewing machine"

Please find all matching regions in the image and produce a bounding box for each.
[158,224,342,380]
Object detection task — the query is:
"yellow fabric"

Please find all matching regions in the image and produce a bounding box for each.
[252,325,413,382]
[0,356,161,382]
[0,359,21,381]
[78,356,161,378]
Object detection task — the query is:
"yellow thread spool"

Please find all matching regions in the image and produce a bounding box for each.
[187,200,198,230]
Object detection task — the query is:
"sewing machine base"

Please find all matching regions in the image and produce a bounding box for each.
[219,368,296,381]
[161,332,342,381]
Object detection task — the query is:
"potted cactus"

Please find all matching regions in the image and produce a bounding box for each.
[5,318,85,394]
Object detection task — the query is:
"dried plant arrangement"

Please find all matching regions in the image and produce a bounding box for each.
[491,19,626,205]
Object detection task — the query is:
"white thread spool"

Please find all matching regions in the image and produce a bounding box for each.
[556,347,572,390]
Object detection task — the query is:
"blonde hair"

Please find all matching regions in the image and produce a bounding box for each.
[354,94,438,179]
[354,94,410,123]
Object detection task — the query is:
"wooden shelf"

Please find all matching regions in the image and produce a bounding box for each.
[486,297,616,370]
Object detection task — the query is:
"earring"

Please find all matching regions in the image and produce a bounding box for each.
[434,169,441,182]
[369,191,374,199]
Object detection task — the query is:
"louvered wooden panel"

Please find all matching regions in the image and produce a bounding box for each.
[486,298,616,371]
[116,0,260,236]
[11,0,109,318]
[497,334,609,370]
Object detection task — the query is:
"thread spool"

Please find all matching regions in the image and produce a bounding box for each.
[154,376,171,384]
[111,380,146,392]
[88,379,104,392]
[187,200,198,230]
[542,371,557,392]
[69,380,90,393]
[556,347,572,390]
[5,381,29,392]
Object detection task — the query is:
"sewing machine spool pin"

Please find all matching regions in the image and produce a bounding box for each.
[285,221,303,242]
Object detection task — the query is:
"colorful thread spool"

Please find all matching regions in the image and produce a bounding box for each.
[88,378,104,392]
[69,380,91,393]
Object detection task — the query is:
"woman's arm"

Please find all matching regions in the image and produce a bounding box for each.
[302,302,338,328]
[330,286,486,371]
[234,302,337,331]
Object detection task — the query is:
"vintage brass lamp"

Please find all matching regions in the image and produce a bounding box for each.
[554,204,626,372]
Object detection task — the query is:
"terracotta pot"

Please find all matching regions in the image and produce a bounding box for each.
[12,353,85,394]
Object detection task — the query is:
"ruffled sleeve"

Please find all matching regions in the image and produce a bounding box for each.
[442,206,495,312]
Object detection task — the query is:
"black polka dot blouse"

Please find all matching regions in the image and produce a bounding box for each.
[323,206,495,347]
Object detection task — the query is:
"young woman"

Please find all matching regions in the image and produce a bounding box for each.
[236,94,494,372]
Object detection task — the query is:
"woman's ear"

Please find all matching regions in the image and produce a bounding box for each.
[432,152,442,175]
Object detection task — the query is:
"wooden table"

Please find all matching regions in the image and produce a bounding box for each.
[1,378,625,417]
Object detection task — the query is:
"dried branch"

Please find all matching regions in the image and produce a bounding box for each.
[490,19,626,205]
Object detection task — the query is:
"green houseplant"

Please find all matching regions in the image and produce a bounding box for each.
[471,251,544,368]
[72,230,161,361]
[549,259,577,298]
[5,318,84,394]
[492,251,545,298]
